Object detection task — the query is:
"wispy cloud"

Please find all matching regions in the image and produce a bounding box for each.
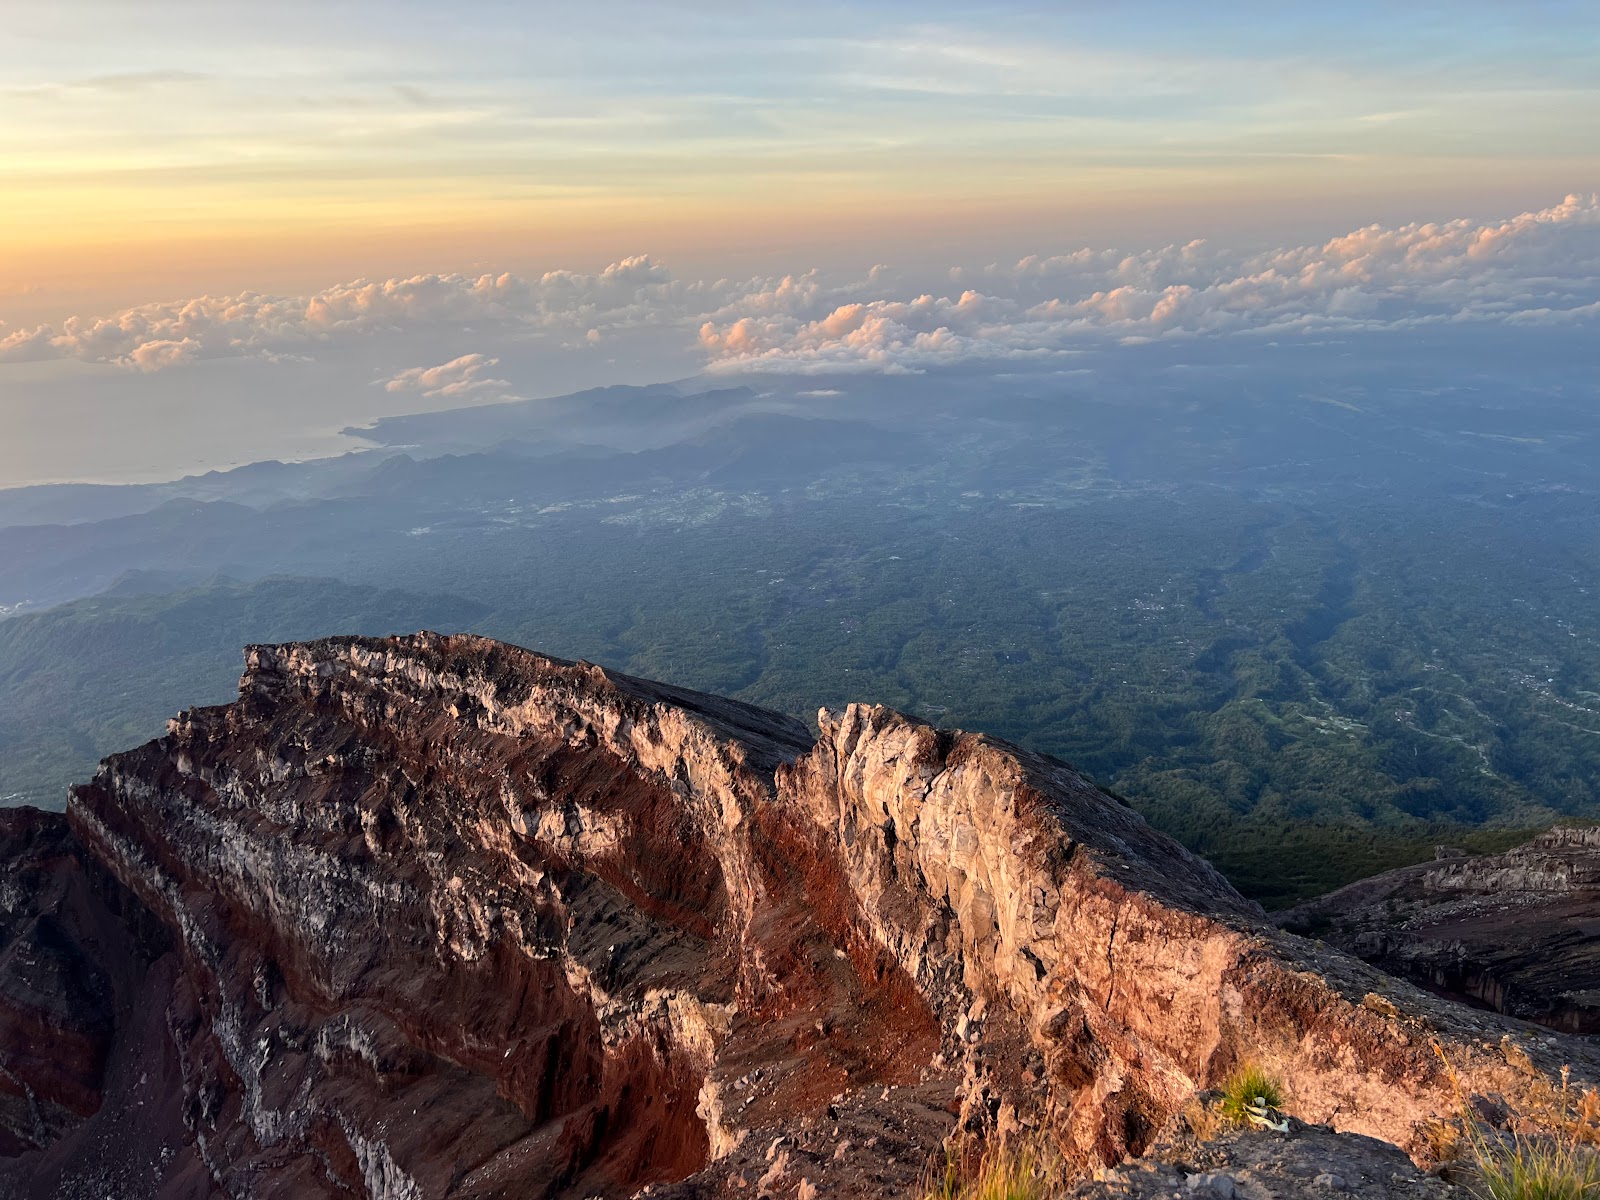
[384,353,516,401]
[2,2,1596,256]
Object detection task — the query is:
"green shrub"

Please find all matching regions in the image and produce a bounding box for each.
[1218,1062,1284,1124]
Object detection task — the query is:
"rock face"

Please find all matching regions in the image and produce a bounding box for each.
[1279,828,1600,1034]
[0,808,214,1198]
[0,808,115,1155]
[1,633,1597,1198]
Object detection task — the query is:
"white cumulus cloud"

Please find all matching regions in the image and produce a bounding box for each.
[695,194,1600,371]
[2,196,1596,380]
[0,255,717,373]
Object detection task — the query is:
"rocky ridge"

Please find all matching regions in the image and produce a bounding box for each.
[0,632,1595,1199]
[1280,828,1600,1034]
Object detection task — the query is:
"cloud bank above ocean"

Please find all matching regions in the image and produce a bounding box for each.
[4,195,1597,383]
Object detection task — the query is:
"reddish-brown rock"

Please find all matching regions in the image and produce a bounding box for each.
[0,808,115,1150]
[0,807,215,1198]
[1,633,1596,1198]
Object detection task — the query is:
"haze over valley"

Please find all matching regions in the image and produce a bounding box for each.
[3,310,1596,905]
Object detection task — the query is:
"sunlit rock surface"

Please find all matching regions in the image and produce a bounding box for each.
[0,633,1595,1198]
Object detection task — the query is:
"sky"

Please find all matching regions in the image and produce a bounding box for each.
[1,1,1598,485]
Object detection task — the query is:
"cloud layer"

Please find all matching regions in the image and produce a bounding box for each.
[4,195,1597,380]
[0,255,701,372]
[698,193,1600,372]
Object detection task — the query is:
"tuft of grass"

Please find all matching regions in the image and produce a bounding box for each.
[1217,1062,1284,1124]
[919,1137,1066,1200]
[1435,1041,1600,1197]
[1465,1127,1600,1200]
[1181,1094,1229,1144]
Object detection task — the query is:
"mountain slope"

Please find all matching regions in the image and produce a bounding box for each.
[1,633,1593,1197]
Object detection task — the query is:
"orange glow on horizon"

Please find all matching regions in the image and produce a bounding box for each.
[5,151,1593,329]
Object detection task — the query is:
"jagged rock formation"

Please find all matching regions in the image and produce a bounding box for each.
[1280,828,1600,1034]
[0,633,1596,1199]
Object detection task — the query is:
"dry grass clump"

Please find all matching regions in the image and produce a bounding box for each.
[1519,1061,1600,1147]
[1180,1094,1229,1143]
[1418,1115,1465,1166]
[1435,1041,1600,1199]
[1464,1128,1600,1200]
[919,1136,1067,1200]
[1217,1062,1285,1125]
[1436,1041,1600,1149]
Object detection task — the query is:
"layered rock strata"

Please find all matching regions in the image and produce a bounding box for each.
[1280,829,1600,1033]
[0,633,1595,1198]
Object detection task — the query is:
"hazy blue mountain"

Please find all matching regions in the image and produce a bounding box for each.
[0,452,396,531]
[0,575,486,809]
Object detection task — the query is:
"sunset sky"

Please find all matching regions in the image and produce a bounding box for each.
[6,1,1599,318]
[2,0,1598,484]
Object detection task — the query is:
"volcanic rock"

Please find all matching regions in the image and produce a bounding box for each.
[0,633,1595,1198]
[1279,827,1600,1033]
[1070,1116,1466,1200]
[0,807,211,1197]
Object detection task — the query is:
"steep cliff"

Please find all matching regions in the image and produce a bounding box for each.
[1280,828,1600,1033]
[0,807,212,1198]
[1,633,1595,1199]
